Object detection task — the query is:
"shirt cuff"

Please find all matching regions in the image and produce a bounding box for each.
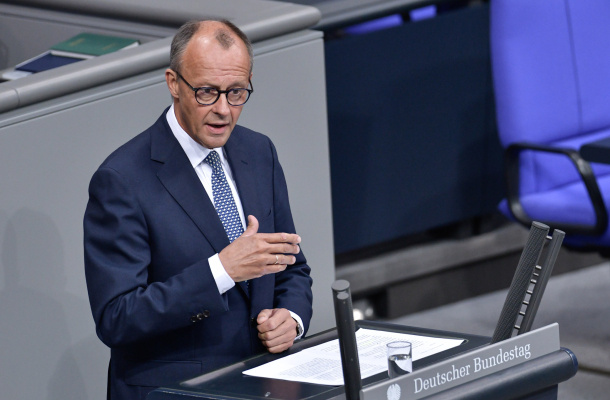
[208,253,235,294]
[289,311,305,340]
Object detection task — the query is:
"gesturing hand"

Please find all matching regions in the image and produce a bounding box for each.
[218,215,301,282]
[257,308,298,353]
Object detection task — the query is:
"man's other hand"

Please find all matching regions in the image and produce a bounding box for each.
[257,308,297,353]
[219,215,301,282]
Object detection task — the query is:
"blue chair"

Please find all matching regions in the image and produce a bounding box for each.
[491,0,610,248]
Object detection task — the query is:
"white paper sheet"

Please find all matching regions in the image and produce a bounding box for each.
[243,328,464,385]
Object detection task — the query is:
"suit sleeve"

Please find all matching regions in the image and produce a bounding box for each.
[84,166,229,348]
[267,140,314,334]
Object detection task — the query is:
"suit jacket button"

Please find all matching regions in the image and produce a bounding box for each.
[197,313,204,320]
[191,316,198,323]
[250,317,256,326]
[203,310,210,318]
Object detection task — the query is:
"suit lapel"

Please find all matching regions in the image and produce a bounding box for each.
[152,111,230,255]
[224,130,266,299]
[153,118,263,300]
[224,131,263,222]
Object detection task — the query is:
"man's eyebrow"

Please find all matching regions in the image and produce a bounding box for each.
[196,80,249,89]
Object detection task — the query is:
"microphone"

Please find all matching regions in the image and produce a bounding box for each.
[332,280,361,400]
[491,222,549,344]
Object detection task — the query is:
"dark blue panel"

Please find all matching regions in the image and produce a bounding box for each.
[325,5,503,254]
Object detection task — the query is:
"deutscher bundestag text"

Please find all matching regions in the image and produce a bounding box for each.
[414,344,531,394]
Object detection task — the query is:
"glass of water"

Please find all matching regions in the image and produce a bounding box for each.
[387,341,412,378]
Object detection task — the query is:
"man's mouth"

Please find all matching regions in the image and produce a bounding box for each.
[207,123,228,133]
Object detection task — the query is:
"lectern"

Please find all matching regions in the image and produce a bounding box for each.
[146,320,576,400]
[148,222,577,399]
[147,321,489,400]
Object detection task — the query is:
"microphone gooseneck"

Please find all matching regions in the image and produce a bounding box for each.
[332,280,362,400]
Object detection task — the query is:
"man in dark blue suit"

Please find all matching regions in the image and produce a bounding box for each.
[84,19,313,400]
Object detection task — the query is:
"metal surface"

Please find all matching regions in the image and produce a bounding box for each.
[418,349,575,400]
[361,323,561,400]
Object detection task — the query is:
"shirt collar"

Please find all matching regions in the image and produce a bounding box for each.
[166,103,227,168]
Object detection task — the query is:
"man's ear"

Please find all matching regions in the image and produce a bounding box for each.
[165,69,179,99]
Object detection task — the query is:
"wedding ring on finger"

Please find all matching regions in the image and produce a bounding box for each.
[274,255,279,265]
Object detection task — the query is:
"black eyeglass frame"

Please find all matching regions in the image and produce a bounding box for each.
[175,71,253,106]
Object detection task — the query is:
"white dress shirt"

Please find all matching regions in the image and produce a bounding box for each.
[166,104,303,338]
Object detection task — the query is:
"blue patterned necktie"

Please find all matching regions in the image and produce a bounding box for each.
[203,150,244,243]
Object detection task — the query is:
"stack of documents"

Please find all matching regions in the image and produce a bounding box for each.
[2,33,139,81]
[244,329,463,385]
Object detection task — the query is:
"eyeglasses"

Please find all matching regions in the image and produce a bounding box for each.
[175,71,253,106]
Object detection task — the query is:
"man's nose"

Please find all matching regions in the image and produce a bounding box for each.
[212,94,231,115]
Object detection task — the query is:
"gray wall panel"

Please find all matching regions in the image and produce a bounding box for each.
[0,83,169,400]
[0,32,333,399]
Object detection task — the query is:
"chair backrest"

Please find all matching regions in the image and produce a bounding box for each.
[491,0,610,196]
[491,0,610,147]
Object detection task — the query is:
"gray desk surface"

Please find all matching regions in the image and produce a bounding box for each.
[0,0,321,114]
[2,0,320,40]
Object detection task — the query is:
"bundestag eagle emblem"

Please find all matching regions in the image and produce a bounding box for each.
[387,384,401,400]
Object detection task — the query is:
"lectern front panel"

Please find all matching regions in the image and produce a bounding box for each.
[149,321,489,400]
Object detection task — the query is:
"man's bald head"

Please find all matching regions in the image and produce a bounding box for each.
[169,19,253,74]
[215,28,235,49]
